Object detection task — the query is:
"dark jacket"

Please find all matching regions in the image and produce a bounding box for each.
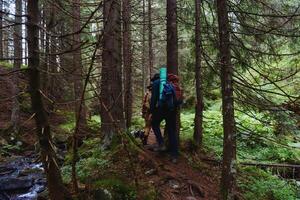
[150,79,160,113]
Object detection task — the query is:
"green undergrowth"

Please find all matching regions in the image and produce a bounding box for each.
[61,135,142,199]
[239,167,298,200]
[57,111,101,133]
[179,106,300,200]
[57,110,76,133]
[0,61,27,69]
[93,178,137,200]
[180,107,300,163]
[131,103,300,200]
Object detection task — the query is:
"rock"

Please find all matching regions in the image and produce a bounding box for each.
[0,137,8,145]
[91,189,113,200]
[0,177,33,191]
[19,167,43,176]
[0,166,15,176]
[145,169,156,176]
[37,188,49,200]
[168,179,180,189]
[0,191,9,200]
[186,196,197,200]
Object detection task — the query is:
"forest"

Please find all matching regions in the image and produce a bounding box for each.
[0,0,299,199]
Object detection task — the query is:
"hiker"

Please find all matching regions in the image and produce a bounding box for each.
[150,70,183,163]
[141,85,153,145]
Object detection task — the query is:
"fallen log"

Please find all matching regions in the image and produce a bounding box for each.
[201,157,300,169]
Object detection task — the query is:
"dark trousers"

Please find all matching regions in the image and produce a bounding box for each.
[151,108,178,157]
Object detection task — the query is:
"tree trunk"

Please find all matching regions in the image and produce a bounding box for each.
[11,0,22,134]
[101,0,125,148]
[193,0,203,146]
[122,0,133,128]
[0,0,3,59]
[216,0,237,199]
[167,0,178,75]
[27,1,70,199]
[148,0,153,78]
[41,5,49,95]
[24,0,28,65]
[142,0,147,95]
[73,0,86,128]
[166,0,180,141]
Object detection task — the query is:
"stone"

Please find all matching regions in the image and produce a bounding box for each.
[0,191,9,200]
[0,177,33,191]
[37,189,49,200]
[168,179,180,189]
[145,169,156,176]
[91,189,113,200]
[0,166,15,176]
[186,196,197,200]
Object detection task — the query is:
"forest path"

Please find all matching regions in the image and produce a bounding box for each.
[137,132,220,200]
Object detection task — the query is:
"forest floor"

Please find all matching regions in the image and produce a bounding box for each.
[135,132,221,200]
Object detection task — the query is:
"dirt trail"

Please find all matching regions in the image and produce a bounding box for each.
[138,132,220,200]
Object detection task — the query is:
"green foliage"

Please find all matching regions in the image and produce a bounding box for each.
[180,109,224,158]
[180,105,300,199]
[239,167,298,200]
[0,144,21,156]
[62,138,110,183]
[93,178,137,200]
[0,61,13,69]
[58,111,75,133]
[131,116,144,131]
[0,61,27,69]
[87,115,101,131]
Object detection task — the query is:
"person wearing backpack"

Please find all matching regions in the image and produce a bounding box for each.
[150,71,183,163]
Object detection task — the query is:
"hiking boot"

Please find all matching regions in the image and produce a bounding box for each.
[153,144,167,152]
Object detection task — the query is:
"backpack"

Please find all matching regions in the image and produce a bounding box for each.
[159,74,183,110]
[171,81,183,105]
[168,74,183,106]
[159,82,176,110]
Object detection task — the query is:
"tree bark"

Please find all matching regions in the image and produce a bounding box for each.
[101,0,125,148]
[166,0,180,141]
[11,0,22,134]
[142,0,147,95]
[167,0,178,75]
[193,0,203,146]
[0,0,3,59]
[122,0,133,128]
[216,0,237,199]
[24,0,28,65]
[27,1,70,199]
[148,0,153,78]
[73,0,87,128]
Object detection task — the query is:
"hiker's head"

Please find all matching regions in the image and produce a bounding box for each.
[168,73,179,83]
[151,73,160,82]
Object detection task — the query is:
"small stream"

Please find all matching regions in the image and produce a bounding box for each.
[0,155,46,200]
